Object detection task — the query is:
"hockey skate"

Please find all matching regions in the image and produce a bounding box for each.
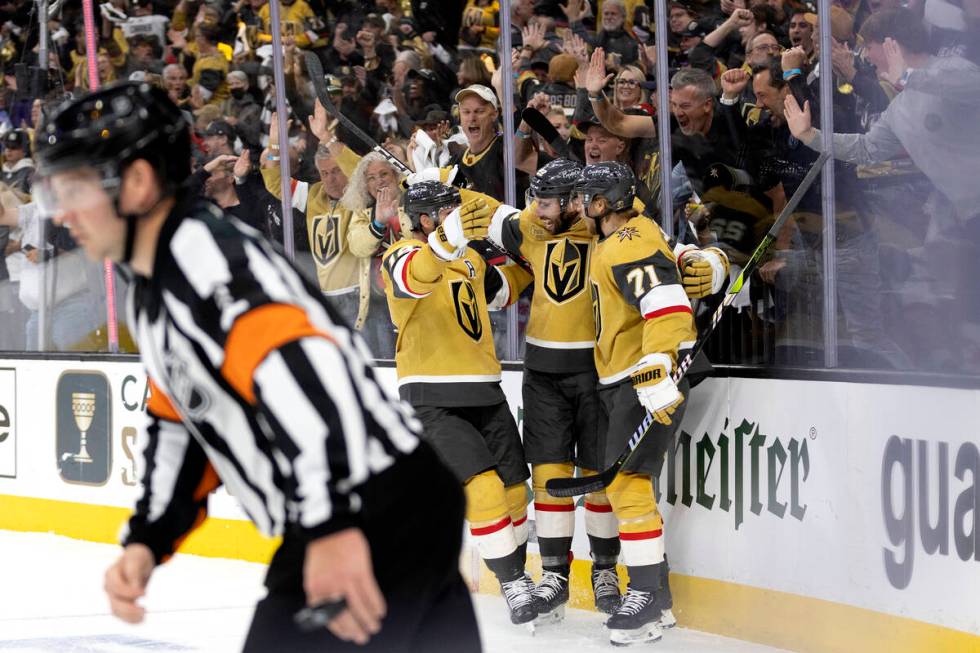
[531,569,569,626]
[500,575,539,627]
[606,587,664,646]
[591,566,622,614]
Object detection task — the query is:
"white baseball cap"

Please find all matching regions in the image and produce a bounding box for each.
[454,84,499,111]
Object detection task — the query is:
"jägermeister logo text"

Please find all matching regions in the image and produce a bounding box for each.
[659,418,810,530]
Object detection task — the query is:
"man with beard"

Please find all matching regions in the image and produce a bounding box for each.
[485,160,729,625]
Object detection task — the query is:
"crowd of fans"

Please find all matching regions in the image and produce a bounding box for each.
[0,0,977,374]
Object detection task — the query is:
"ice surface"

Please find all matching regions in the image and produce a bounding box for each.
[0,531,788,652]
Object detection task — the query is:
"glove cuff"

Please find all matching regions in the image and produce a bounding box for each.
[632,353,680,411]
[702,247,730,294]
[673,243,699,266]
[427,228,465,261]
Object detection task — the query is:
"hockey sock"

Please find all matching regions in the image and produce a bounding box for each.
[465,471,522,582]
[505,482,530,552]
[584,476,620,568]
[532,463,576,570]
[607,472,665,575]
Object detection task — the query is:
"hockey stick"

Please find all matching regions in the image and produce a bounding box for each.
[546,151,831,498]
[305,52,412,175]
[521,107,570,159]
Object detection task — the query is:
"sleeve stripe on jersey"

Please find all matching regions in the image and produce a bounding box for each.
[639,284,692,320]
[486,266,510,310]
[222,303,333,404]
[147,379,182,422]
[391,248,430,299]
[644,305,693,320]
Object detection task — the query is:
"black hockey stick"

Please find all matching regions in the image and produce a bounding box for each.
[305,52,412,175]
[521,107,570,159]
[546,151,831,498]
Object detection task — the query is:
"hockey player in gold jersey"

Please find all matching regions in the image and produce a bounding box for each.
[579,161,698,646]
[485,159,730,626]
[381,181,540,627]
[487,159,624,621]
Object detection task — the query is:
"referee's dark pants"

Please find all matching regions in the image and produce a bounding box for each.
[243,442,481,652]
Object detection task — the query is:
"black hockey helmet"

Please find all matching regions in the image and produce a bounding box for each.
[34,81,191,263]
[36,81,190,185]
[576,161,636,215]
[403,180,461,231]
[529,158,582,210]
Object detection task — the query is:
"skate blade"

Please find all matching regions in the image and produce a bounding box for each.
[525,620,536,635]
[533,604,565,627]
[659,608,677,629]
[609,623,664,646]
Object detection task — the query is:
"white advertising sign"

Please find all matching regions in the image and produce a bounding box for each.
[0,368,14,478]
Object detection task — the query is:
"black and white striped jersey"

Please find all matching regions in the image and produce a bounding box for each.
[121,195,421,563]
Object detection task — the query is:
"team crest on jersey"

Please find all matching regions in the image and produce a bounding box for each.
[311,214,340,266]
[543,238,589,304]
[450,279,483,341]
[617,226,640,242]
[590,280,602,340]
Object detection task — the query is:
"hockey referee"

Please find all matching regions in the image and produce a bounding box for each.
[34,82,481,651]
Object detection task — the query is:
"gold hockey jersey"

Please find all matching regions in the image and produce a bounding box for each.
[382,236,526,407]
[591,215,697,386]
[490,202,596,373]
[262,167,362,294]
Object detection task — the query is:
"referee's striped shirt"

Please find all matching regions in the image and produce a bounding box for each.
[121,196,421,562]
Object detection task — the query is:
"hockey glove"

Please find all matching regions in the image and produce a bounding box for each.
[676,245,730,299]
[440,198,493,246]
[631,353,684,425]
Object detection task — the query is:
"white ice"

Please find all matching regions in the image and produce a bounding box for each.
[0,531,788,652]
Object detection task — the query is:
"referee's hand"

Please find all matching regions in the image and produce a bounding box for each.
[104,543,155,624]
[304,528,387,645]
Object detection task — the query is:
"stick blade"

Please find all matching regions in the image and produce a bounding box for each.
[546,470,613,498]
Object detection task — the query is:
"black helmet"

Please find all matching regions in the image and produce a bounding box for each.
[403,180,461,231]
[529,158,582,210]
[576,161,636,214]
[36,81,190,186]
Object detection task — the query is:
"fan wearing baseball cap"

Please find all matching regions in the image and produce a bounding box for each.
[448,84,529,206]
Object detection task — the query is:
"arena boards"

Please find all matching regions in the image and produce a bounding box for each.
[0,358,977,652]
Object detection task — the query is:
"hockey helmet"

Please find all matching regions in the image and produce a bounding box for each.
[34,81,191,263]
[576,161,636,215]
[528,158,582,211]
[403,180,461,231]
[36,81,190,186]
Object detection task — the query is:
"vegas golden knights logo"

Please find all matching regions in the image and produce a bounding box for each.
[591,280,602,340]
[450,279,483,341]
[311,215,340,266]
[543,239,589,304]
